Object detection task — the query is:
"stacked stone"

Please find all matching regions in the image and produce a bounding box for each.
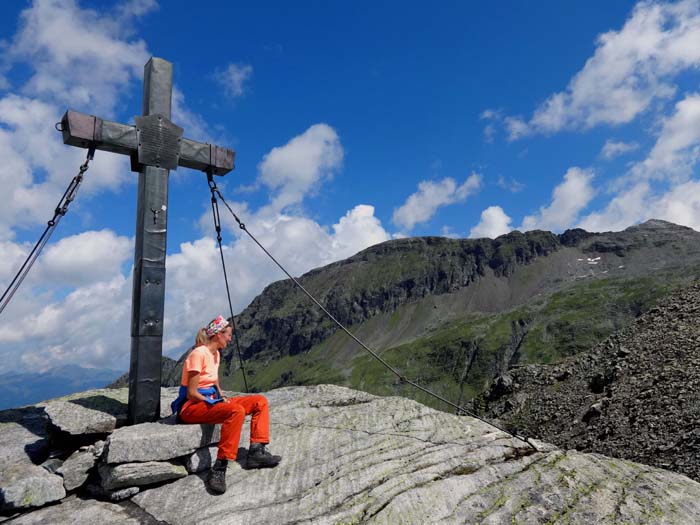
[0,387,227,516]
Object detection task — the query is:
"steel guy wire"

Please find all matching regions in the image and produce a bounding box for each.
[207,173,249,393]
[209,184,538,451]
[0,148,95,316]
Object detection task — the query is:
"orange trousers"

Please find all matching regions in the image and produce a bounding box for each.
[179,394,270,460]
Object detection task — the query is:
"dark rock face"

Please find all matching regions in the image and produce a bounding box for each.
[164,231,563,384]
[559,228,595,247]
[583,219,699,256]
[480,280,700,482]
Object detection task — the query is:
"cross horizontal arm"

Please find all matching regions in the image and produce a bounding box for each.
[60,110,234,176]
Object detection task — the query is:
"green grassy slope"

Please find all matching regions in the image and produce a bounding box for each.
[221,267,697,413]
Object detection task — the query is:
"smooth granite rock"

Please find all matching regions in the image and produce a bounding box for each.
[128,384,700,525]
[105,420,220,464]
[99,461,188,490]
[6,384,700,523]
[0,463,65,512]
[44,399,122,435]
[0,407,49,466]
[7,495,143,524]
[40,388,178,436]
[0,407,54,513]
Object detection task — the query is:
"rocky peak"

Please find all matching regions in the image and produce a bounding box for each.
[3,385,700,523]
[627,218,691,231]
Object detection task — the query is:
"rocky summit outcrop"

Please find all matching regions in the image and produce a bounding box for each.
[2,385,700,523]
[480,280,700,484]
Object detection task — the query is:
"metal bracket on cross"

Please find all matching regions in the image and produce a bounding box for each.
[59,109,234,175]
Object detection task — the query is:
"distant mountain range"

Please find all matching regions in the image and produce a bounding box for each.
[0,365,121,410]
[157,219,700,413]
[19,219,700,415]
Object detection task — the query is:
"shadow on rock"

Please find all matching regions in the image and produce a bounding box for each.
[0,406,50,463]
[68,395,128,419]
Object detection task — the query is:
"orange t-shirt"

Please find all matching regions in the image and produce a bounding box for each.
[181,346,220,388]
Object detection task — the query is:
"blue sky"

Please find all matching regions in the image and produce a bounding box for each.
[1,0,699,373]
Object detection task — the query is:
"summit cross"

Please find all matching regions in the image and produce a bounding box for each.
[59,57,235,424]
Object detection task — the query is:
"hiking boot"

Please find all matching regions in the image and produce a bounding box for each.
[246,443,281,469]
[207,459,228,493]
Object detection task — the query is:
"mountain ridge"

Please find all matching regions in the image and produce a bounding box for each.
[157,220,700,401]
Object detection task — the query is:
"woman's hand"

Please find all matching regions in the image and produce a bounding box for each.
[215,383,225,401]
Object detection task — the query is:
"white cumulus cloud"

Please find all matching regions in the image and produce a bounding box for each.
[470,206,512,239]
[36,229,132,287]
[629,93,700,182]
[578,182,650,233]
[649,179,700,230]
[600,140,640,159]
[578,178,700,233]
[392,173,482,231]
[0,272,132,372]
[520,167,595,232]
[217,63,253,99]
[7,0,150,117]
[258,123,343,211]
[507,0,700,139]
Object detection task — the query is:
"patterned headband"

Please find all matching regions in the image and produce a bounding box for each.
[205,315,230,338]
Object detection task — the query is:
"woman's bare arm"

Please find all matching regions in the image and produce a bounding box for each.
[186,371,209,402]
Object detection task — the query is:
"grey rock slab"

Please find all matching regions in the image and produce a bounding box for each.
[99,460,188,490]
[0,462,65,512]
[56,446,99,491]
[131,384,700,524]
[6,494,143,524]
[39,388,180,436]
[105,419,221,463]
[0,407,49,467]
[44,398,123,435]
[159,387,178,419]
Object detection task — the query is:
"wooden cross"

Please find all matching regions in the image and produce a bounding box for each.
[60,57,235,424]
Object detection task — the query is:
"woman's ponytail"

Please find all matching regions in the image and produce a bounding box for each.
[195,328,208,346]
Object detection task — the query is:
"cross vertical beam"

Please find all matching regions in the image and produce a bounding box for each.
[128,58,172,424]
[59,56,235,426]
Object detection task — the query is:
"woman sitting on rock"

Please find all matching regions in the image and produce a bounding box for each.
[171,315,281,493]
